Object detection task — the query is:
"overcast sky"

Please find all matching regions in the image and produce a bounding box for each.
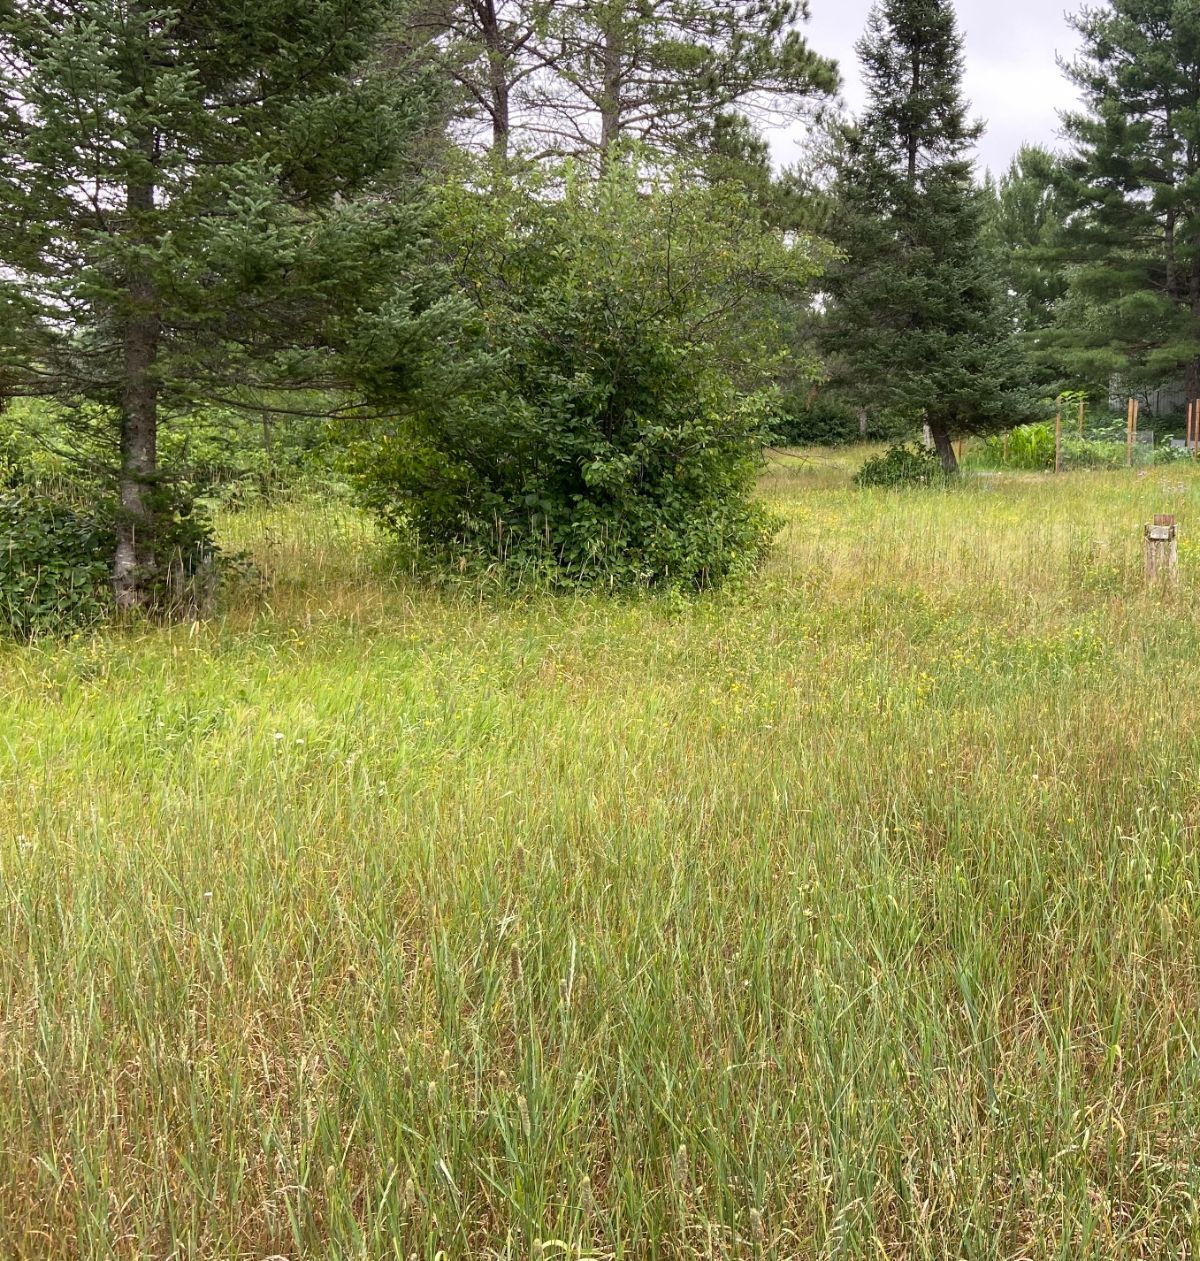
[772,0,1087,177]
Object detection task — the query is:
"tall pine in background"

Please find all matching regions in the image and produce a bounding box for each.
[394,0,839,166]
[0,0,458,608]
[1049,1,1200,404]
[822,0,1036,471]
[985,145,1071,340]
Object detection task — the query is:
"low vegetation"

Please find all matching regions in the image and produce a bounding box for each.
[3,454,1200,1258]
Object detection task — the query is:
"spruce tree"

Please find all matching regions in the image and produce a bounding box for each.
[1049,2,1200,404]
[0,0,456,608]
[822,0,1036,472]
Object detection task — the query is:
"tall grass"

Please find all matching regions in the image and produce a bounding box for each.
[3,456,1200,1258]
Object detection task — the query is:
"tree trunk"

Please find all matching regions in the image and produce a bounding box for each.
[476,0,510,159]
[598,12,623,157]
[930,422,958,474]
[113,173,160,611]
[907,47,920,184]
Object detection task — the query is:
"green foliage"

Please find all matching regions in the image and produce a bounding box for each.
[971,421,1191,473]
[403,0,839,164]
[0,488,114,640]
[0,0,457,606]
[986,423,1057,471]
[771,393,919,447]
[854,442,945,489]
[355,161,823,589]
[1048,3,1200,395]
[772,394,861,446]
[821,0,1040,462]
[982,146,1071,339]
[0,433,220,636]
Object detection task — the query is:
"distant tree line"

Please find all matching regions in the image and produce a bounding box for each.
[0,0,1191,615]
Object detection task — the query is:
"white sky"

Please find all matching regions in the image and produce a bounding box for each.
[772,0,1087,177]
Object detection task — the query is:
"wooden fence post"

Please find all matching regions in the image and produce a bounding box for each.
[1055,406,1063,474]
[1078,397,1085,439]
[1145,515,1178,585]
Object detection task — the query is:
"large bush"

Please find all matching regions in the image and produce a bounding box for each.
[772,393,862,446]
[771,392,919,447]
[353,163,825,590]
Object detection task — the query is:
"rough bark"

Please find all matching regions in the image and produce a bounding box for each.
[598,13,622,156]
[475,0,511,158]
[113,173,160,611]
[929,421,958,474]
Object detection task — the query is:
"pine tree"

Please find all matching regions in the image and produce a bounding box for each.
[1049,1,1200,404]
[537,0,838,163]
[383,0,554,159]
[822,0,1037,472]
[0,0,457,608]
[985,145,1071,338]
[397,0,838,165]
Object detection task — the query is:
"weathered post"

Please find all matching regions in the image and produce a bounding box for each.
[1055,405,1063,474]
[1078,397,1085,439]
[1126,398,1141,466]
[1145,514,1179,585]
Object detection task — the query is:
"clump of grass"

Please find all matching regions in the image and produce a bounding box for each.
[2,456,1200,1257]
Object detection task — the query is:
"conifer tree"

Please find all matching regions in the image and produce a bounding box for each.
[1050,1,1200,403]
[532,0,838,163]
[397,0,838,165]
[0,0,456,608]
[985,145,1071,338]
[822,0,1036,472]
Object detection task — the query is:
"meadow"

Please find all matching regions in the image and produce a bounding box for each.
[3,450,1200,1259]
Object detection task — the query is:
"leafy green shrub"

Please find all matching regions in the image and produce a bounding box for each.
[772,394,862,446]
[0,463,220,639]
[1059,437,1127,469]
[770,393,920,448]
[973,419,1172,471]
[854,443,946,489]
[993,422,1057,470]
[353,163,822,590]
[0,488,115,638]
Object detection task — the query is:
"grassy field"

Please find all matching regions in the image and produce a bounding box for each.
[4,450,1200,1259]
